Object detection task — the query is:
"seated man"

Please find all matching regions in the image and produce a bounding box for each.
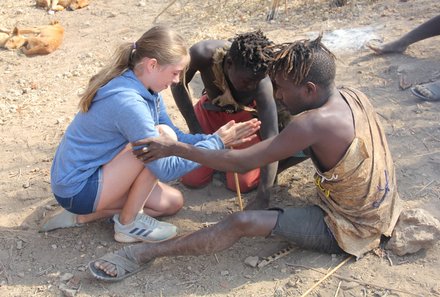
[171,30,305,209]
[89,36,402,281]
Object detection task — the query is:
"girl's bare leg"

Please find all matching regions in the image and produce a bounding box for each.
[77,145,183,225]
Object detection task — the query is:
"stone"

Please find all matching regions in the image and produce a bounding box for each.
[244,256,259,268]
[386,208,440,256]
[60,273,74,282]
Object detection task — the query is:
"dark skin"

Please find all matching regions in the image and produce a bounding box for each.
[171,40,280,209]
[92,75,355,279]
[139,78,354,175]
[368,15,440,54]
[367,15,440,101]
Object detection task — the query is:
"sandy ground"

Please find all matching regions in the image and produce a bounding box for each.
[0,0,439,296]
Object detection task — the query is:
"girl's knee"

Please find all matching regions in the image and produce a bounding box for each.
[167,191,184,214]
[158,189,184,216]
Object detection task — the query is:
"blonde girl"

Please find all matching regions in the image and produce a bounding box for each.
[45,26,260,243]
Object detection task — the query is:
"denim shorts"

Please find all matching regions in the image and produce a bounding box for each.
[271,206,344,254]
[54,168,103,215]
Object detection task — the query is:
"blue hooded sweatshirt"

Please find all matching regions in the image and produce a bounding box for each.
[51,70,224,198]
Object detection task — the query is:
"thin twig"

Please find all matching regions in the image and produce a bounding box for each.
[233,172,243,211]
[417,180,435,194]
[334,281,342,297]
[153,0,178,23]
[386,252,393,266]
[176,280,198,286]
[299,255,352,297]
[0,261,11,284]
[285,262,423,296]
[400,149,440,160]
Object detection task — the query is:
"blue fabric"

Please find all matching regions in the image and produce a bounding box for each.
[51,70,224,197]
[54,167,102,214]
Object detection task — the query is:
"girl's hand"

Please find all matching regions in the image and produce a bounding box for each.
[215,118,261,148]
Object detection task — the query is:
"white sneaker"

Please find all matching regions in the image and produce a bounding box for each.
[113,213,177,243]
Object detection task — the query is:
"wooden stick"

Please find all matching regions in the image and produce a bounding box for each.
[334,281,342,297]
[153,0,178,23]
[234,172,244,211]
[286,262,423,297]
[300,255,352,297]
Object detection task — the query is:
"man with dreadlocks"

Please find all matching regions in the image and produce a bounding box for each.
[170,30,306,209]
[89,36,402,281]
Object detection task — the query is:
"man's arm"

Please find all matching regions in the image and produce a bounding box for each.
[250,77,279,209]
[171,40,228,134]
[171,64,202,134]
[137,113,319,174]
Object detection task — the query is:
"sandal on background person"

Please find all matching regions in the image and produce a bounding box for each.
[410,80,440,102]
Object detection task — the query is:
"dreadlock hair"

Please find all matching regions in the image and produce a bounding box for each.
[228,30,274,75]
[269,35,336,88]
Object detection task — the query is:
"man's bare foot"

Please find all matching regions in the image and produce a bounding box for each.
[244,197,269,210]
[90,245,151,281]
[367,40,408,55]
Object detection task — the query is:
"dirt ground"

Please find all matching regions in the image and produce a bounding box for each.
[1,0,439,296]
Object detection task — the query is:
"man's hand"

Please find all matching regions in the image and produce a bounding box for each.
[215,118,261,148]
[132,134,177,163]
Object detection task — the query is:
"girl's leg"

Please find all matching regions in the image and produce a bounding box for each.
[143,182,184,217]
[77,145,183,225]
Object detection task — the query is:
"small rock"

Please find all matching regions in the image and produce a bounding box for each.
[77,266,86,272]
[274,286,284,297]
[59,283,77,297]
[386,208,440,256]
[340,281,359,290]
[16,240,23,250]
[60,273,73,282]
[67,275,81,290]
[286,279,298,288]
[244,256,259,267]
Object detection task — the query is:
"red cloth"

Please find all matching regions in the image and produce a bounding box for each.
[181,95,261,192]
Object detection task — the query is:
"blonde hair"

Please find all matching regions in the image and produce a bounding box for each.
[79,26,188,112]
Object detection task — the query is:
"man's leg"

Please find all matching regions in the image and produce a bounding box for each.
[272,206,344,254]
[92,210,278,278]
[368,15,440,54]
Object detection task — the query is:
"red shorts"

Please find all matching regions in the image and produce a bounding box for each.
[181,95,261,193]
